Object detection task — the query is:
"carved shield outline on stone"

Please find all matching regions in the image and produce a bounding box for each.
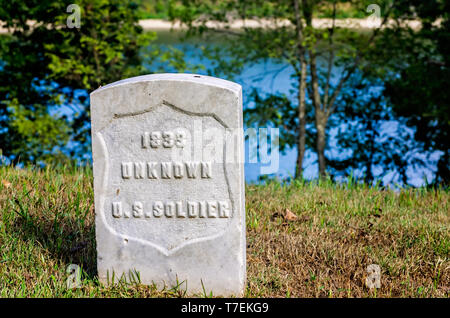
[95,101,234,256]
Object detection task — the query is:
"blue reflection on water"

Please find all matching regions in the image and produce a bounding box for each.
[151,31,439,186]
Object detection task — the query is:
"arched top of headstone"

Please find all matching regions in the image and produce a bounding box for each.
[91,73,241,95]
[90,73,243,132]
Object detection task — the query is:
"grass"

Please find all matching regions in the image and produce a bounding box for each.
[0,165,448,297]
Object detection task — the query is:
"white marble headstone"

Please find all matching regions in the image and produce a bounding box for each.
[90,73,246,296]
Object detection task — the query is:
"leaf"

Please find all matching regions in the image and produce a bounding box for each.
[272,209,302,223]
[284,209,298,221]
[1,180,11,188]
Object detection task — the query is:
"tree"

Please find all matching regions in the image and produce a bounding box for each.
[327,76,424,186]
[0,0,179,164]
[168,0,392,179]
[380,0,449,185]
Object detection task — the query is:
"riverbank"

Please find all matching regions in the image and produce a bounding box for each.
[138,17,423,30]
[0,18,431,34]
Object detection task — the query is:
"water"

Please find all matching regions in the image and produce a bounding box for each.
[6,30,435,186]
[151,30,440,187]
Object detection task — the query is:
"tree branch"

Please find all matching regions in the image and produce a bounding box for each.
[325,3,395,116]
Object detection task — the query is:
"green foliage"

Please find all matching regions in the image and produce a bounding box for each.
[380,0,450,185]
[151,0,381,20]
[3,98,70,165]
[169,0,447,186]
[0,0,187,164]
[168,0,390,178]
[246,91,297,153]
[327,77,420,186]
[137,0,170,19]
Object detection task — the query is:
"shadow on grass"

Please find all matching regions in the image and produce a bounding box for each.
[10,196,97,280]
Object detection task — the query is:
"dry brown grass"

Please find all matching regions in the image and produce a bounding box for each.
[245,181,449,297]
[0,165,448,297]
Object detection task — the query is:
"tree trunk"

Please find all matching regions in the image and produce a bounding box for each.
[309,52,328,179]
[315,109,327,178]
[295,60,307,179]
[293,0,308,179]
